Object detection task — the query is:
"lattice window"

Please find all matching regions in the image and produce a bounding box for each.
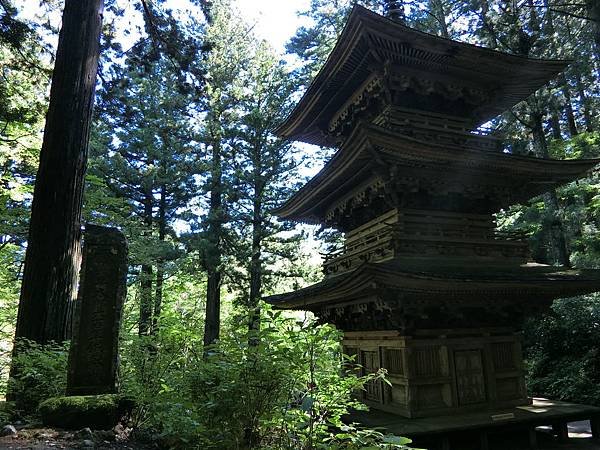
[384,348,404,375]
[492,342,516,370]
[362,350,382,403]
[414,347,442,377]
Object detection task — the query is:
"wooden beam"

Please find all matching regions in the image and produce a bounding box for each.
[552,422,569,442]
[528,429,538,450]
[591,415,600,439]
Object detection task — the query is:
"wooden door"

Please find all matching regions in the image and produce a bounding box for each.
[454,349,486,406]
[361,350,382,403]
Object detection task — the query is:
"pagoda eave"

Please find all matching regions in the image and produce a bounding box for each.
[274,125,600,224]
[265,263,600,311]
[276,5,570,146]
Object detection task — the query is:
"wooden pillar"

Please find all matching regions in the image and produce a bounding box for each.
[528,428,538,450]
[480,431,489,450]
[552,422,569,442]
[591,415,600,439]
[441,436,451,450]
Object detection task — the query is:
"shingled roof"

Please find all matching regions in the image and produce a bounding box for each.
[277,5,569,146]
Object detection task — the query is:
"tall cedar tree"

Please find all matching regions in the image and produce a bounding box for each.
[13,0,103,345]
[197,1,252,348]
[89,40,195,336]
[230,42,304,336]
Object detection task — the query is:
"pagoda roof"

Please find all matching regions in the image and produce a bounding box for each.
[266,261,600,310]
[277,5,569,146]
[275,124,600,224]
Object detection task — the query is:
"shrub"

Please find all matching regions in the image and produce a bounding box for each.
[0,401,15,426]
[8,339,69,415]
[524,294,600,406]
[119,307,415,449]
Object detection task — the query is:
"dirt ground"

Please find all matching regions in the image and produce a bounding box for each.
[0,427,157,450]
[0,423,598,449]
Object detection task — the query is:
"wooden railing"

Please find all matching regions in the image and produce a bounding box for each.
[323,209,530,275]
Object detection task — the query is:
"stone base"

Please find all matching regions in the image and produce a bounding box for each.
[347,398,600,449]
[343,328,529,418]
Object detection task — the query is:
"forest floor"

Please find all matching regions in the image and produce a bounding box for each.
[0,423,598,450]
[0,427,158,450]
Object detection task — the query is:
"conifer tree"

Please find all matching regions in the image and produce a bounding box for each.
[193,0,253,348]
[229,41,305,336]
[89,39,196,336]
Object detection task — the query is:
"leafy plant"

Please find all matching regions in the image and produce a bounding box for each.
[118,307,415,449]
[8,339,69,415]
[524,295,600,406]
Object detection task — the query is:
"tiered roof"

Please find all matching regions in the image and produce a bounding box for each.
[276,124,600,226]
[266,6,600,318]
[277,6,569,146]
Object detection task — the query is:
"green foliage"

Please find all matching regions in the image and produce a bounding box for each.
[524,294,600,406]
[548,132,600,160]
[498,131,600,267]
[38,394,135,430]
[119,308,412,449]
[0,244,21,396]
[0,401,15,425]
[8,339,68,415]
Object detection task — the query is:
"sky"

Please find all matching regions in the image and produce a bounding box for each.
[235,0,312,52]
[17,0,326,253]
[19,0,312,57]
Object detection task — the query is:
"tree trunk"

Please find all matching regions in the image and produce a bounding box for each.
[248,174,263,343]
[559,75,578,137]
[574,69,594,132]
[139,192,153,337]
[549,105,562,140]
[203,139,222,350]
[563,17,594,133]
[429,0,449,37]
[384,0,406,23]
[544,6,577,137]
[586,0,600,83]
[13,0,103,346]
[531,110,571,268]
[479,0,499,49]
[152,184,167,335]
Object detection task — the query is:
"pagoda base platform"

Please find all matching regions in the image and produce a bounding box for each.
[347,398,600,450]
[344,329,530,418]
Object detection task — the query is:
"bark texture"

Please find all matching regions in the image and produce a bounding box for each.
[138,191,153,337]
[14,0,104,344]
[203,138,223,349]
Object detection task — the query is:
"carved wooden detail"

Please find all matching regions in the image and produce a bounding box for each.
[343,330,529,418]
[323,209,529,276]
[454,350,486,406]
[384,348,404,375]
[492,342,517,371]
[414,347,442,377]
[326,63,495,144]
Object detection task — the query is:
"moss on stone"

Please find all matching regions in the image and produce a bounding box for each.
[38,394,135,430]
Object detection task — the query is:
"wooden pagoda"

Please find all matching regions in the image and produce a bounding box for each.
[267,6,600,421]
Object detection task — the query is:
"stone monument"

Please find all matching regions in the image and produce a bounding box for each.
[67,224,128,395]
